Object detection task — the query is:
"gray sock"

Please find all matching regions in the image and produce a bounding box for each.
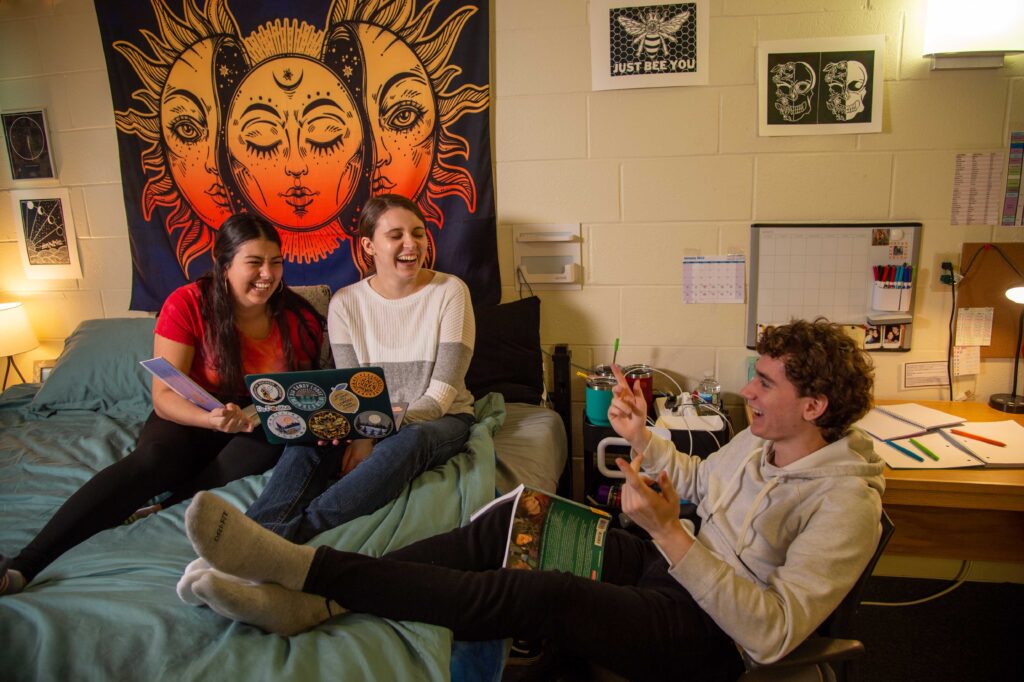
[193,572,344,636]
[185,491,314,591]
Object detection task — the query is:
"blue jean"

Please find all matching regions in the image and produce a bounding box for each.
[247,413,475,543]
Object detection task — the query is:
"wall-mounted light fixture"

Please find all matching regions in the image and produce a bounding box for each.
[923,0,1024,70]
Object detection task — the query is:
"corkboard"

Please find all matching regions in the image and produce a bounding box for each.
[957,243,1024,358]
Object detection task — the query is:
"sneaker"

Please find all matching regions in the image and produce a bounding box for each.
[507,638,544,666]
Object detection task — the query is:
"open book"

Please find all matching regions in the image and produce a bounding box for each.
[856,403,964,441]
[471,484,611,581]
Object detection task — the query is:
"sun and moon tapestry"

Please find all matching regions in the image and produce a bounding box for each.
[94,0,497,311]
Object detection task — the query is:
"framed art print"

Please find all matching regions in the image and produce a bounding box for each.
[758,35,884,136]
[10,188,83,279]
[2,110,56,179]
[590,0,709,90]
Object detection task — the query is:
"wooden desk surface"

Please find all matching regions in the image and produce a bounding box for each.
[874,400,1024,512]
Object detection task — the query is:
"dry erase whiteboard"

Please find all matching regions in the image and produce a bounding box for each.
[747,223,922,348]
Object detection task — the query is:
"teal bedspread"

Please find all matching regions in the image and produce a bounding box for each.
[0,384,505,681]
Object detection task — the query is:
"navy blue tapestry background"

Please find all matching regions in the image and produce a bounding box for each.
[94,0,497,311]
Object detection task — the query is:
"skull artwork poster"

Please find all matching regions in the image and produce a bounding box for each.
[99,0,496,311]
[759,38,880,136]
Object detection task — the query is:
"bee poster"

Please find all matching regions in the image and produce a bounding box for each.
[10,188,83,280]
[590,0,709,90]
[757,36,884,136]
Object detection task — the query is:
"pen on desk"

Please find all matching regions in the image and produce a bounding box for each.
[885,439,924,462]
[950,429,1006,447]
[908,437,939,461]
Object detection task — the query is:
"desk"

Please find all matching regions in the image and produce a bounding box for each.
[874,400,1024,562]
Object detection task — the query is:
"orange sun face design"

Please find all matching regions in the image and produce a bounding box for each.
[357,23,437,199]
[114,0,488,270]
[226,56,364,231]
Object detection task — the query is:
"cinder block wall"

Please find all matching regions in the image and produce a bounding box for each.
[492,0,1024,490]
[1,0,1023,491]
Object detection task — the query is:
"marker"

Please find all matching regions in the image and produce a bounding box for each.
[576,370,592,380]
[908,437,939,461]
[612,337,620,367]
[885,439,924,462]
[950,429,1006,447]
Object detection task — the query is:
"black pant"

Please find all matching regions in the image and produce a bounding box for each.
[305,500,744,682]
[13,411,282,581]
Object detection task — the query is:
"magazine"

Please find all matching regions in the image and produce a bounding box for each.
[472,484,611,581]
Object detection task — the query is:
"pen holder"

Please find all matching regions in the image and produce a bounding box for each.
[871,282,911,312]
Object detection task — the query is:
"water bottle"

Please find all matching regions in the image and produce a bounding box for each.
[696,370,721,416]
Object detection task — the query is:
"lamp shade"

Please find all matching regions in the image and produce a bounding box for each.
[1006,286,1024,304]
[0,303,40,357]
[923,0,1024,56]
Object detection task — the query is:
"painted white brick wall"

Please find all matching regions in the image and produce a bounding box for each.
[0,0,1021,486]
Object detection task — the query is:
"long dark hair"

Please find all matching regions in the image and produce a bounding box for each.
[197,214,324,397]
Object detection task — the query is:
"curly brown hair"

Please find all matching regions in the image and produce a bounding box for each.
[756,319,874,442]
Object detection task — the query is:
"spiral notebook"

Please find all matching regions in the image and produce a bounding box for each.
[856,404,964,441]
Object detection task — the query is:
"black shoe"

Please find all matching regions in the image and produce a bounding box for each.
[507,638,544,666]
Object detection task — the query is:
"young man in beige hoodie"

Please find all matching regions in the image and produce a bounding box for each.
[178,319,884,682]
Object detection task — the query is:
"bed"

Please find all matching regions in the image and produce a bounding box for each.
[0,293,571,681]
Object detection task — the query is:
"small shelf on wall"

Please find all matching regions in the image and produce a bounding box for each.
[512,223,582,290]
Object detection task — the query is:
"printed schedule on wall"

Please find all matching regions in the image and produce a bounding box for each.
[747,223,921,349]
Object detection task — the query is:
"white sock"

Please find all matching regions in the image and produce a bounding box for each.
[192,572,344,636]
[185,491,314,591]
[176,557,256,606]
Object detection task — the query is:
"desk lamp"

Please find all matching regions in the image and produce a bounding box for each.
[0,302,39,390]
[989,286,1024,413]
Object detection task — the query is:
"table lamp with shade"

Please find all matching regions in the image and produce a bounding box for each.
[989,286,1024,413]
[0,302,40,390]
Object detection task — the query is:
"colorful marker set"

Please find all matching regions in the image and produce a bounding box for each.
[872,263,913,287]
[871,265,913,313]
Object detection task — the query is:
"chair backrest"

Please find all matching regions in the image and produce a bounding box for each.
[820,509,895,639]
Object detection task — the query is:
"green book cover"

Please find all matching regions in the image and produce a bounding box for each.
[499,484,611,581]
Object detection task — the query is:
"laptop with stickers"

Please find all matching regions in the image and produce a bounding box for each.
[244,367,400,445]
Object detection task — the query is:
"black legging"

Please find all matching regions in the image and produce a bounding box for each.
[13,411,282,581]
[305,500,744,682]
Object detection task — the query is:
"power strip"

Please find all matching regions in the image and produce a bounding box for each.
[654,396,724,432]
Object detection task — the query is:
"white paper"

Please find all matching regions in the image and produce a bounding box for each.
[682,255,745,304]
[871,434,984,470]
[951,153,1004,226]
[955,307,994,346]
[940,421,1024,467]
[903,361,949,388]
[875,403,964,430]
[952,346,980,377]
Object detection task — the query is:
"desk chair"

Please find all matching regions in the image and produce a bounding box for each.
[739,510,895,682]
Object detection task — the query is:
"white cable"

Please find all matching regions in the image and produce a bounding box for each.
[860,560,972,607]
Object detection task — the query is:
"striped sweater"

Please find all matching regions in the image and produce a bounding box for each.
[327,271,475,423]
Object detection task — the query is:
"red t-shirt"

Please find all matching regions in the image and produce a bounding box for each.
[154,282,323,398]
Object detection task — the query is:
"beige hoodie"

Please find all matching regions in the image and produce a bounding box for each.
[640,426,885,664]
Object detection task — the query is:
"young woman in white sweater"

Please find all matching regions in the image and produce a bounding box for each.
[180,321,883,681]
